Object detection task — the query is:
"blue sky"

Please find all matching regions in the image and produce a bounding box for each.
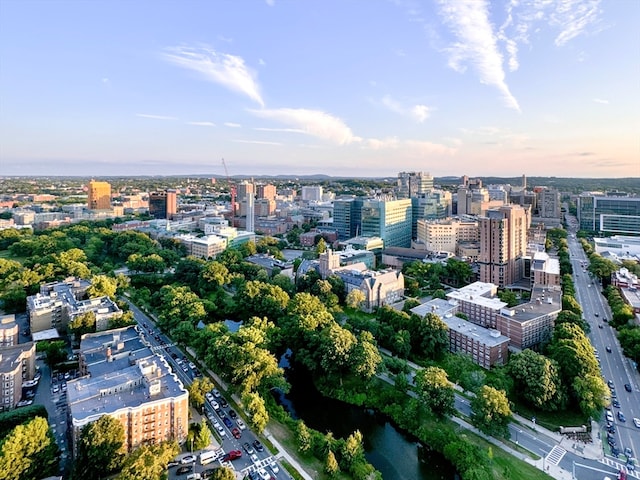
[1,0,638,178]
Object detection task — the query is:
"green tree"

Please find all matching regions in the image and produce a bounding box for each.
[117,441,179,480]
[0,416,58,480]
[341,430,365,470]
[296,421,312,453]
[74,415,126,479]
[349,331,382,381]
[316,238,327,254]
[68,311,97,336]
[415,367,455,417]
[243,392,269,434]
[507,349,565,411]
[346,289,366,309]
[207,467,236,480]
[409,312,449,361]
[470,386,512,437]
[195,420,212,450]
[235,280,290,321]
[39,340,68,369]
[325,450,340,476]
[187,377,215,408]
[497,290,519,307]
[199,261,230,291]
[87,274,118,299]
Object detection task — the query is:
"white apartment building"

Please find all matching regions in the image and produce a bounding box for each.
[416,218,479,254]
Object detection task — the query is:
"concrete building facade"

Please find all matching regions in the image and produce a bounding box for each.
[0,342,36,411]
[87,180,111,210]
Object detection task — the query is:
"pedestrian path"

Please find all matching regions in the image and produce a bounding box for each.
[546,445,567,465]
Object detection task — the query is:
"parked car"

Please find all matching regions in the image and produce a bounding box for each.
[608,380,615,389]
[269,460,280,474]
[167,460,180,468]
[181,454,197,464]
[220,398,229,408]
[221,450,242,462]
[205,392,214,402]
[186,474,201,480]
[212,389,221,398]
[231,427,242,439]
[210,400,220,411]
[633,417,640,428]
[257,468,271,480]
[223,417,234,429]
[624,383,633,392]
[176,465,193,475]
[236,418,246,430]
[612,399,621,408]
[253,440,265,452]
[228,409,237,419]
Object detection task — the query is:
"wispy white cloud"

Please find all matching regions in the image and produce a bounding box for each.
[254,127,306,134]
[136,113,177,121]
[187,121,216,127]
[224,122,242,128]
[437,0,520,112]
[233,139,282,146]
[552,0,602,46]
[363,136,457,155]
[163,46,264,106]
[248,108,360,145]
[258,58,266,66]
[265,0,275,6]
[592,98,609,104]
[378,95,432,122]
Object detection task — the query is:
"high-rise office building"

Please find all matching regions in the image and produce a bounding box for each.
[411,190,452,238]
[397,171,433,198]
[301,186,323,202]
[478,205,529,288]
[148,190,177,219]
[333,197,364,240]
[577,194,640,235]
[87,180,111,210]
[361,198,412,248]
[256,184,276,201]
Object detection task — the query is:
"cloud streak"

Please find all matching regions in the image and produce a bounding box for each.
[163,46,264,106]
[187,121,216,127]
[248,108,360,145]
[136,113,177,120]
[437,0,520,112]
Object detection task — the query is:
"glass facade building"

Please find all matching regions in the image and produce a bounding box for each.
[361,199,412,248]
[577,195,640,234]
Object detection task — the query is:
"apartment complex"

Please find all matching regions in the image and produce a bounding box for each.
[416,218,479,254]
[577,194,640,234]
[496,285,562,350]
[530,251,561,288]
[478,204,529,288]
[360,198,412,248]
[69,327,189,455]
[175,234,228,259]
[87,180,111,210]
[0,342,36,411]
[0,315,19,347]
[148,190,177,219]
[27,278,121,333]
[411,298,509,369]
[446,282,507,329]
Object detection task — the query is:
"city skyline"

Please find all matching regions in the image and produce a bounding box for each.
[1,0,639,178]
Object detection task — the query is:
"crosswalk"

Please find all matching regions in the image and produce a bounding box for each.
[602,457,639,479]
[545,445,567,466]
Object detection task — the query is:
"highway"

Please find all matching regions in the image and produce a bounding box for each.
[565,214,640,472]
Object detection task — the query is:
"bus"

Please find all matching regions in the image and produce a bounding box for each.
[200,449,221,465]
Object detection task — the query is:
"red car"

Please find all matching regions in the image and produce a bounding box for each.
[222,450,242,462]
[231,427,242,439]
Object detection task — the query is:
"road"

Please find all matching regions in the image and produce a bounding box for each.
[565,214,640,471]
[124,299,287,480]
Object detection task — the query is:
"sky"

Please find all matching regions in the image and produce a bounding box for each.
[1,0,639,179]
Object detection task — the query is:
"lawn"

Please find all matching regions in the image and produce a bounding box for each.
[512,401,588,433]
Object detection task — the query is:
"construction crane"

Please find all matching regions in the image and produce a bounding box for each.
[221,158,236,227]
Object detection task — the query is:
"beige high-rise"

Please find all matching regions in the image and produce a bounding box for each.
[87,180,111,210]
[478,205,529,288]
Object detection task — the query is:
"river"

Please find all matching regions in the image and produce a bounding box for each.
[275,355,457,480]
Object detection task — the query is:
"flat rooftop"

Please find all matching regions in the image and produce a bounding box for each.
[411,298,457,318]
[67,356,187,422]
[447,282,506,310]
[498,285,562,323]
[442,316,510,347]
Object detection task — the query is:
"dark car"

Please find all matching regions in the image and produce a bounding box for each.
[228,409,237,419]
[606,346,612,353]
[608,380,615,389]
[176,465,193,475]
[607,424,616,434]
[598,324,604,329]
[223,417,234,428]
[221,450,242,462]
[625,383,633,392]
[231,427,242,439]
[608,437,617,447]
[618,411,626,422]
[612,446,620,457]
[612,399,621,408]
[220,398,229,408]
[253,440,265,452]
[242,442,255,455]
